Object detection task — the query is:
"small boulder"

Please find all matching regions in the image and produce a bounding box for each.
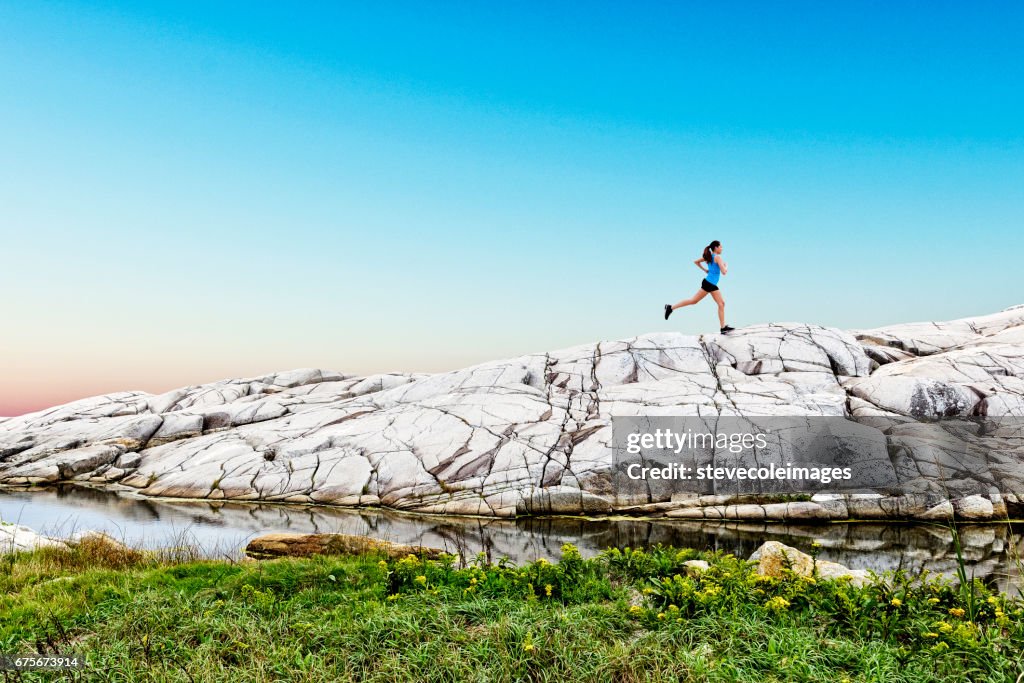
[0,522,67,553]
[952,495,995,520]
[749,541,870,587]
[516,486,613,515]
[920,500,955,520]
[115,452,142,470]
[683,559,710,575]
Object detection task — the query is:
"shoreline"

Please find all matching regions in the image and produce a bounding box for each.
[4,482,1023,525]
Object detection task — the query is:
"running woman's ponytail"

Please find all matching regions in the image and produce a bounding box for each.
[703,240,721,263]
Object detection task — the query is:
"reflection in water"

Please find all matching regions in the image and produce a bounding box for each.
[2,485,1021,593]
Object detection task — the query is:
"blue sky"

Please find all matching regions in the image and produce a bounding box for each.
[2,1,1022,413]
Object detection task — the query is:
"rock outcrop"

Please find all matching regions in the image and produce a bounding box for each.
[0,521,67,553]
[244,532,451,561]
[2,306,1024,520]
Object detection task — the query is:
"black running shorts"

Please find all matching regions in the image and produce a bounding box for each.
[701,279,719,293]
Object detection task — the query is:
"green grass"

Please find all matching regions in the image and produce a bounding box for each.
[0,540,1022,682]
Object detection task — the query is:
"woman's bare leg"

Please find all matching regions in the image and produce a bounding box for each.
[711,290,726,327]
[672,289,708,310]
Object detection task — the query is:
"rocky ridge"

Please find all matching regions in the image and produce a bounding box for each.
[2,305,1023,520]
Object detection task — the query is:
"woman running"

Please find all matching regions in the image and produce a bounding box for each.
[663,240,735,334]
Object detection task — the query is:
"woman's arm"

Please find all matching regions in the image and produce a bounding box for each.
[694,258,708,273]
[715,255,728,275]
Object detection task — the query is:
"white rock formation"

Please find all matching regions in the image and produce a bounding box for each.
[0,521,67,553]
[2,306,1023,520]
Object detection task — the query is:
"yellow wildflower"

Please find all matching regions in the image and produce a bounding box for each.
[948,608,965,618]
[765,596,790,612]
[891,598,902,608]
[544,584,553,597]
[628,605,642,615]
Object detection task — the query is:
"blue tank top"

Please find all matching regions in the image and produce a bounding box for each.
[706,255,721,285]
